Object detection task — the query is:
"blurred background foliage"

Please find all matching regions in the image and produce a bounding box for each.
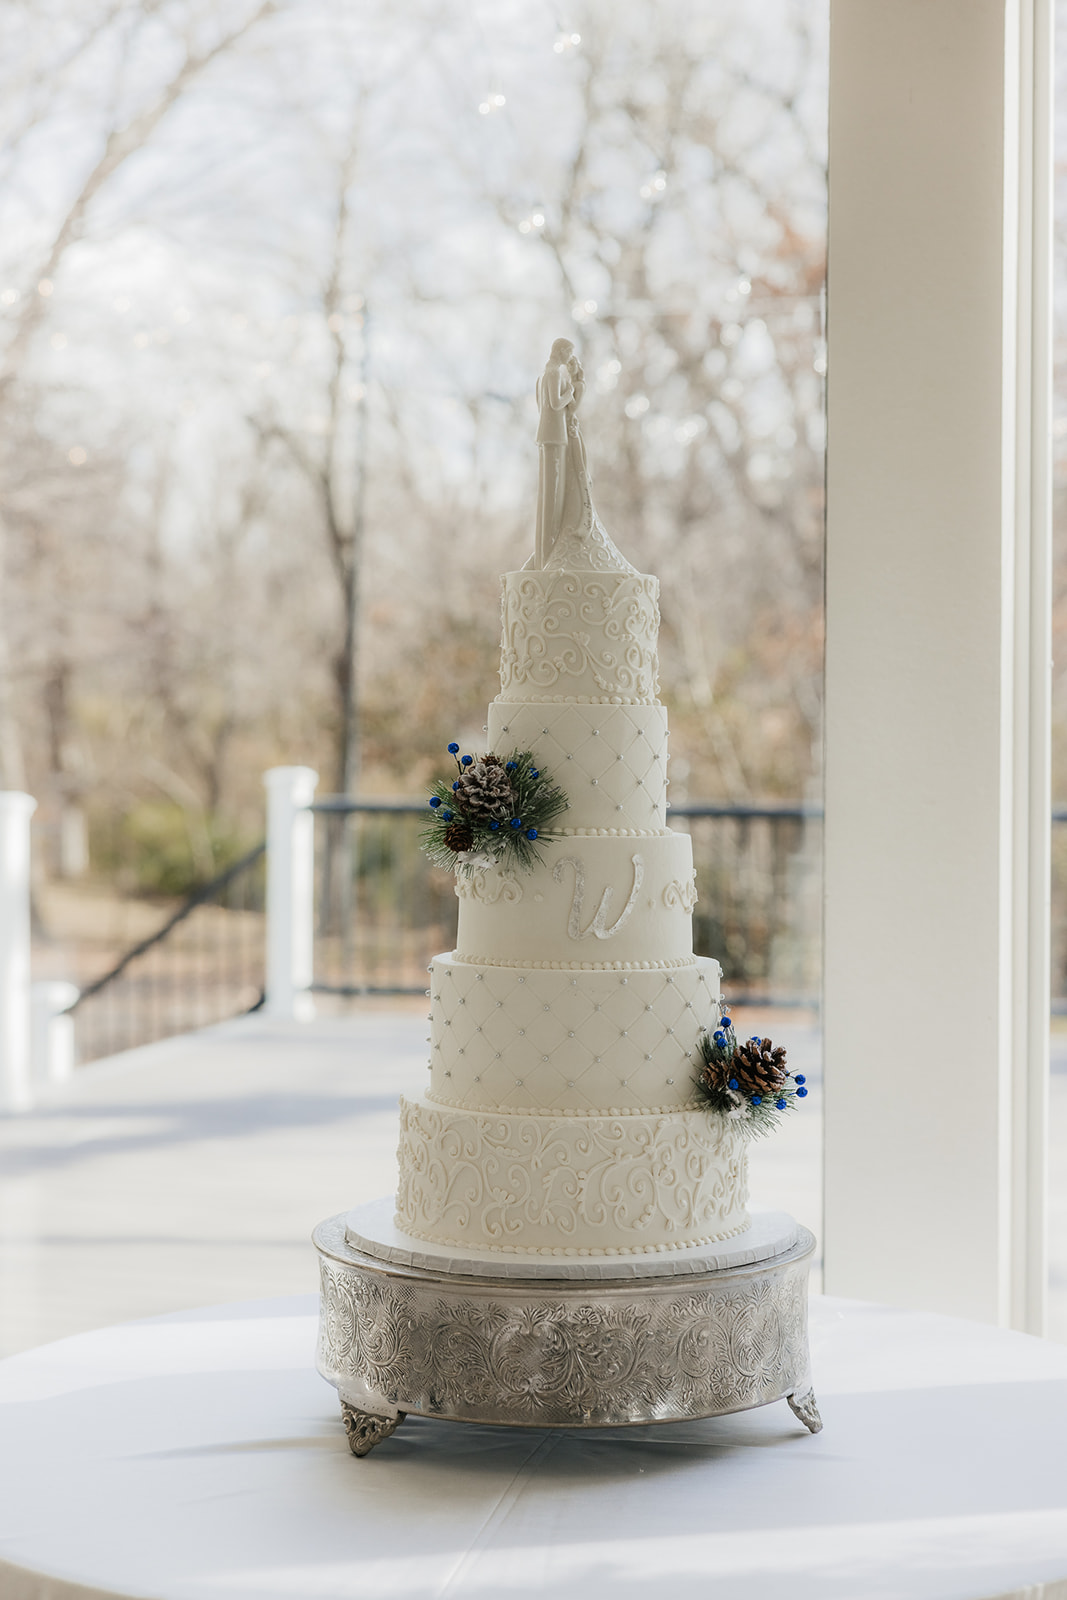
[3,0,827,902]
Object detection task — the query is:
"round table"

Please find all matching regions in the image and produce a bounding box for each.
[1,1294,1066,1600]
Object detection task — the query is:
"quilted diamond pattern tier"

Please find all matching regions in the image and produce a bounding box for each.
[487,700,668,832]
[427,954,722,1113]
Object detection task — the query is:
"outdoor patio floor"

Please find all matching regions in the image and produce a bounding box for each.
[1,1004,1065,1357]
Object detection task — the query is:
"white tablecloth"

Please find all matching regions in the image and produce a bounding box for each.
[1,1294,1066,1600]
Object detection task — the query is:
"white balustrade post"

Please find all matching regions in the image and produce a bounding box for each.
[30,981,79,1085]
[263,767,318,1020]
[0,792,37,1112]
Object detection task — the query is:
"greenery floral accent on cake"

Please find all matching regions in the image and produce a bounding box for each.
[421,744,568,874]
[696,1016,808,1139]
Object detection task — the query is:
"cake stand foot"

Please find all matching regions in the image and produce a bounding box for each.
[786,1387,823,1434]
[341,1402,406,1457]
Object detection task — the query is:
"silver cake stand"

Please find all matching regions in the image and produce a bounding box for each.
[313,1202,822,1456]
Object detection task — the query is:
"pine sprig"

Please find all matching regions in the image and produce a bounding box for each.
[694,1017,809,1140]
[420,744,569,875]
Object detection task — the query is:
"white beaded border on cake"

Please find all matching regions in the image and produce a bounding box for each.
[557,827,670,838]
[450,953,697,970]
[391,1214,751,1257]
[493,694,659,706]
[425,1093,705,1117]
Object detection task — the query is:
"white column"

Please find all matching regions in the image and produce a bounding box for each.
[0,792,37,1112]
[823,0,1051,1327]
[263,767,318,1021]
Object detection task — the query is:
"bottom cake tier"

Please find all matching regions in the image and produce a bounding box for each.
[394,1092,749,1258]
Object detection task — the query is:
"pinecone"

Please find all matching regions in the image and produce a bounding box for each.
[443,819,474,853]
[732,1036,787,1097]
[455,756,514,821]
[697,1056,742,1113]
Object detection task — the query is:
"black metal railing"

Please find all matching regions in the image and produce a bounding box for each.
[67,844,267,1063]
[310,798,824,1002]
[311,800,457,995]
[66,802,1067,1067]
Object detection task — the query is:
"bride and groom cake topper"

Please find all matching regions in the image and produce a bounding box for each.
[534,336,584,568]
[531,336,635,575]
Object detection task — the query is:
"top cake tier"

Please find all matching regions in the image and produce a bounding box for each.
[498,569,660,703]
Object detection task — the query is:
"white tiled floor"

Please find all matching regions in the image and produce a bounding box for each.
[0,1007,1063,1356]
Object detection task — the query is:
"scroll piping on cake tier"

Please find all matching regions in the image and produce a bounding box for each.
[499,570,660,702]
[394,1094,750,1256]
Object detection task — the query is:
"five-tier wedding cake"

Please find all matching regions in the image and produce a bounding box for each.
[387,341,749,1265]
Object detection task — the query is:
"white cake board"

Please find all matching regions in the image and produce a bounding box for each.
[344,1196,799,1281]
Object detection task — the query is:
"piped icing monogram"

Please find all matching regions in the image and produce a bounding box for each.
[454,869,523,906]
[554,853,644,940]
[662,873,698,912]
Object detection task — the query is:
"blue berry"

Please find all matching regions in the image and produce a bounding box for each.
[751,1094,762,1106]
[447,742,459,754]
[526,827,538,840]
[728,1078,739,1090]
[530,769,539,779]
[461,754,473,766]
[797,1086,808,1098]
[442,811,453,822]
[720,1015,732,1027]
[505,760,517,771]
[490,820,500,831]
[509,817,522,829]
[452,781,459,791]
[429,796,441,808]
[795,1074,806,1085]
[776,1098,786,1110]
[713,1030,726,1046]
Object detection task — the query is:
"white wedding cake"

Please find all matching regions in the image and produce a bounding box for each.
[390,441,749,1259]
